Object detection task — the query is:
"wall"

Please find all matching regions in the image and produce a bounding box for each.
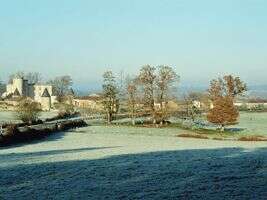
[40,97,51,111]
[34,85,53,102]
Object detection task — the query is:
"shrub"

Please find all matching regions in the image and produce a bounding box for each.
[238,135,267,141]
[45,111,80,122]
[54,102,75,117]
[5,124,20,136]
[15,98,42,124]
[177,133,209,139]
[0,120,87,147]
[57,120,88,131]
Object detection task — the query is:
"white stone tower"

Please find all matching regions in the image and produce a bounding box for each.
[13,78,24,96]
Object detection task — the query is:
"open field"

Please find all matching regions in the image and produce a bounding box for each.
[231,112,267,135]
[1,111,267,198]
[0,111,58,124]
[1,111,267,134]
[1,126,267,199]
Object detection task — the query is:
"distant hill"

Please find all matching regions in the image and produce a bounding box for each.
[73,82,267,99]
[179,84,267,99]
[247,85,267,99]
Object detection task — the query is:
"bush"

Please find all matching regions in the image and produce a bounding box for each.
[15,98,42,124]
[2,119,43,129]
[177,133,209,139]
[57,120,87,131]
[0,120,87,147]
[45,111,80,122]
[238,135,267,141]
[54,103,75,117]
[5,124,20,136]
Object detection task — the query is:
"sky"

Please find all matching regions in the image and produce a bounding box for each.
[0,0,267,91]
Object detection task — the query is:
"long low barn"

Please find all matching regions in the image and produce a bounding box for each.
[234,99,267,109]
[73,94,103,110]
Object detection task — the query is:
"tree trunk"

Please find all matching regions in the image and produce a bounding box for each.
[220,124,225,132]
[152,112,157,125]
[107,113,112,124]
[131,118,135,126]
[131,108,135,126]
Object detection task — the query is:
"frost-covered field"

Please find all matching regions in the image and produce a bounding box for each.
[1,126,267,199]
[0,111,58,124]
[231,112,267,135]
[112,112,267,136]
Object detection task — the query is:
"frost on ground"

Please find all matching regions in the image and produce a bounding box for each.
[0,111,58,124]
[1,126,267,200]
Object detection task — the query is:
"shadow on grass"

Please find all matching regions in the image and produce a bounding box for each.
[0,131,68,150]
[0,146,119,159]
[0,147,267,200]
[225,128,246,132]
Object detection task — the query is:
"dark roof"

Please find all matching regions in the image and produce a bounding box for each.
[51,88,58,96]
[41,88,51,97]
[13,88,21,96]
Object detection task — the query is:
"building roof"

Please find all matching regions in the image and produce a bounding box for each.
[51,87,58,96]
[41,88,51,97]
[13,88,21,96]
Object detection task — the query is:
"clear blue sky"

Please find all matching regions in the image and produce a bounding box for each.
[0,0,267,90]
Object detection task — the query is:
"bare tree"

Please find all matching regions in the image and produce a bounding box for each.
[126,77,138,125]
[208,75,247,100]
[137,65,180,125]
[156,65,179,124]
[48,75,73,102]
[102,71,119,124]
[25,72,42,84]
[9,72,41,84]
[8,71,25,83]
[223,75,247,98]
[137,65,157,121]
[183,92,202,121]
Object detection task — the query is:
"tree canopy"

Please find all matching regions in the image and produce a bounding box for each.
[102,71,119,123]
[207,75,247,131]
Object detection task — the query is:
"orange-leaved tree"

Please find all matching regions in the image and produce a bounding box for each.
[207,75,247,131]
[207,96,239,131]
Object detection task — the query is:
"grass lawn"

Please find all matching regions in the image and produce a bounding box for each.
[230,112,267,135]
[0,111,58,124]
[109,111,267,140]
[1,111,267,141]
[1,124,267,199]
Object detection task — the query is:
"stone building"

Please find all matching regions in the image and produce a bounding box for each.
[3,77,57,110]
[40,88,52,111]
[73,94,103,111]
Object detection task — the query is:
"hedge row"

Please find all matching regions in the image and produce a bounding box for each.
[1,112,80,129]
[0,119,87,147]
